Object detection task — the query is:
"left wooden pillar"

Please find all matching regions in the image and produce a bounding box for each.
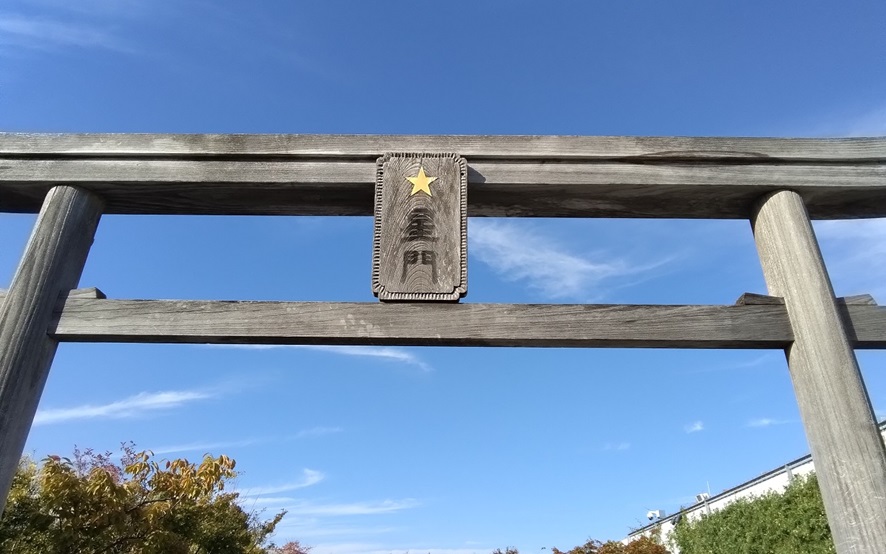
[0,186,103,514]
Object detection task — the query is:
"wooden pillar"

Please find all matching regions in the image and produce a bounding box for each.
[0,186,103,514]
[752,190,886,554]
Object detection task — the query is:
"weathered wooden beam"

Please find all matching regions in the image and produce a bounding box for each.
[752,190,886,554]
[2,134,885,161]
[43,300,794,348]
[1,134,885,218]
[0,287,105,300]
[1,294,884,348]
[736,292,877,306]
[0,159,883,218]
[0,186,103,515]
[63,287,106,299]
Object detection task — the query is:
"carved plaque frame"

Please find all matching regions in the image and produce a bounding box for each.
[372,152,468,302]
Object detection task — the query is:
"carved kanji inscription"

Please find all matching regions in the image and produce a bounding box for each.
[372,153,467,302]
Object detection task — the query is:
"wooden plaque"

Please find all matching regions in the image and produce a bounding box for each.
[373,153,467,302]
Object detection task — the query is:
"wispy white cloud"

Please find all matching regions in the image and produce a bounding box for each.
[841,105,886,137]
[470,220,669,299]
[310,546,485,554]
[816,219,886,300]
[296,346,432,372]
[242,496,301,505]
[602,442,631,451]
[18,0,148,18]
[34,389,213,425]
[309,544,389,554]
[151,438,262,456]
[238,469,325,497]
[152,427,341,456]
[0,13,126,52]
[684,421,705,433]
[213,344,432,372]
[791,103,886,138]
[296,426,343,438]
[818,219,886,242]
[269,520,398,539]
[747,418,792,428]
[687,353,780,374]
[239,495,418,517]
[237,494,420,518]
[283,498,420,517]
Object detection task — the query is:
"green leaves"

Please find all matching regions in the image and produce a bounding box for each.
[550,536,670,554]
[671,474,835,554]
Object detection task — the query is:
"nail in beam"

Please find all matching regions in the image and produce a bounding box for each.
[752,190,886,554]
[0,186,103,514]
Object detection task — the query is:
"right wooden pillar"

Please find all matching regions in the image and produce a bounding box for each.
[752,190,886,554]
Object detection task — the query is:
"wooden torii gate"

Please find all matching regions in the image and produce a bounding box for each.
[1,134,885,553]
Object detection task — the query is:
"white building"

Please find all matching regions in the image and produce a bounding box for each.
[624,420,886,550]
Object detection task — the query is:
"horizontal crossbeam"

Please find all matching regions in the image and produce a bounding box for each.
[2,134,884,218]
[2,292,884,349]
[4,134,886,160]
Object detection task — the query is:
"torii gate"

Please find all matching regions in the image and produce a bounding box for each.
[1,134,884,553]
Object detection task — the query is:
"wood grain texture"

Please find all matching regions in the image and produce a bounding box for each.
[2,133,885,161]
[0,288,103,300]
[1,294,884,348]
[40,300,793,348]
[735,292,877,306]
[1,134,885,218]
[65,287,106,299]
[752,190,886,554]
[373,154,467,301]
[0,186,103,515]
[10,298,882,348]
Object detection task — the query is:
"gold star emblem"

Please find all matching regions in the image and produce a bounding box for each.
[406,166,437,196]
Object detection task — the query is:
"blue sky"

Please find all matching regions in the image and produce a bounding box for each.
[2,1,886,553]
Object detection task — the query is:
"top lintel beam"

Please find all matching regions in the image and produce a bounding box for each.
[2,133,886,161]
[1,134,885,219]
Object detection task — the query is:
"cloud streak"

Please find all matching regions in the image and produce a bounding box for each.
[295,346,432,372]
[309,545,490,554]
[815,219,886,300]
[238,469,326,496]
[151,427,341,456]
[684,421,705,433]
[296,426,344,438]
[213,344,432,372]
[0,13,126,53]
[747,418,792,428]
[687,353,780,374]
[34,389,213,425]
[151,438,262,456]
[269,521,398,539]
[237,492,419,516]
[281,499,420,517]
[841,105,886,137]
[470,220,668,299]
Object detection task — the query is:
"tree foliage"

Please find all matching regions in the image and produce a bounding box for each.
[550,536,670,554]
[0,443,304,554]
[671,474,834,554]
